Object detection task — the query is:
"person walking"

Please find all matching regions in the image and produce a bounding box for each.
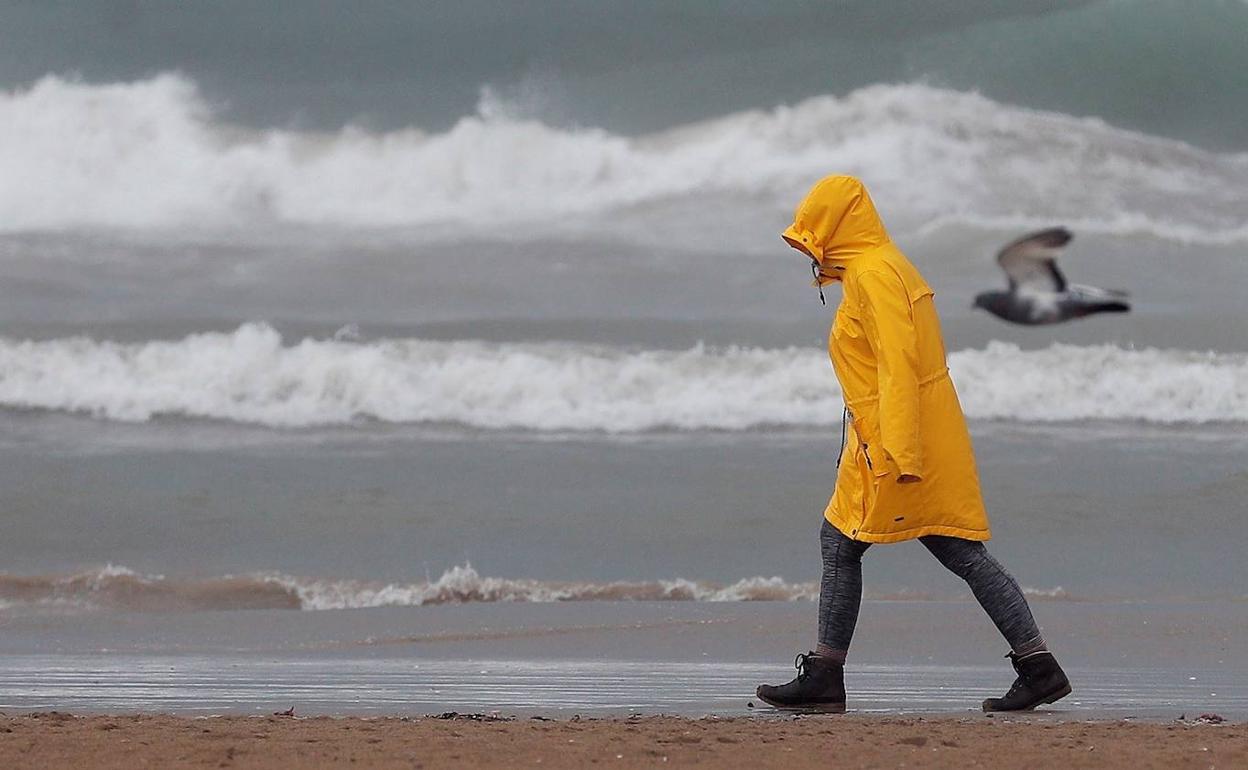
[756,175,1071,713]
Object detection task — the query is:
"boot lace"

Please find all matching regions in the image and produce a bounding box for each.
[793,652,817,682]
[1002,651,1032,698]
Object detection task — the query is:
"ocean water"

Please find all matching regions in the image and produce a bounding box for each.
[0,0,1245,716]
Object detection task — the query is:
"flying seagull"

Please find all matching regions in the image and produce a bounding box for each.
[973,227,1130,325]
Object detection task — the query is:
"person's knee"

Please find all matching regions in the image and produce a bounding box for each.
[944,555,981,581]
[926,538,988,580]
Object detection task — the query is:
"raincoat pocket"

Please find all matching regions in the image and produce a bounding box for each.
[846,404,883,453]
[856,447,877,526]
[855,441,890,524]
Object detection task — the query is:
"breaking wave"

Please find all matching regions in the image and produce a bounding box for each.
[1,73,1245,243]
[0,324,1245,430]
[0,563,1071,613]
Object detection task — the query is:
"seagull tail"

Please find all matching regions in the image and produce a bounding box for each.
[1082,300,1131,316]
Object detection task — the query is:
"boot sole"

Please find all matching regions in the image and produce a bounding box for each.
[982,683,1073,713]
[754,693,847,713]
[1041,683,1073,706]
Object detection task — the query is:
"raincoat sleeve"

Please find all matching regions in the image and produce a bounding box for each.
[857,269,923,479]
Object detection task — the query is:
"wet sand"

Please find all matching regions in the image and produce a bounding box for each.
[0,712,1241,769]
[3,600,1244,719]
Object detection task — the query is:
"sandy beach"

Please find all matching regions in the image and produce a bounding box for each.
[1,712,1242,769]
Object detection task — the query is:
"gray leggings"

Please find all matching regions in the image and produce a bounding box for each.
[818,519,1044,655]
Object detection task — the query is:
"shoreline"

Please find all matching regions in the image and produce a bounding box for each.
[3,600,1244,719]
[1,712,1242,769]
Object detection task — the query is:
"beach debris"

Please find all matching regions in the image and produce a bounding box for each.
[530,716,555,722]
[1176,712,1225,725]
[273,707,296,717]
[430,712,514,722]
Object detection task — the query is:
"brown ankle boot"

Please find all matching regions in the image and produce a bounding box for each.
[982,651,1072,712]
[755,652,846,712]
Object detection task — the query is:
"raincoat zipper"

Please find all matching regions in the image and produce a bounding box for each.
[837,406,876,472]
[836,406,848,468]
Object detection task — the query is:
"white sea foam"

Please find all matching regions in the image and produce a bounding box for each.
[1,74,1245,243]
[269,566,821,611]
[0,563,820,613]
[0,563,1081,613]
[0,325,1245,429]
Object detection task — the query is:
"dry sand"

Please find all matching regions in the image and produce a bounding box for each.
[0,712,1242,769]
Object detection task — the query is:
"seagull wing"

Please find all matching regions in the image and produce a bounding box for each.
[1067,283,1130,300]
[996,227,1072,293]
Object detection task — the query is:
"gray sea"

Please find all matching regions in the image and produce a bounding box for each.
[0,0,1245,717]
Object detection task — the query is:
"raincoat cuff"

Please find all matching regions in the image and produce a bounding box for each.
[886,452,922,479]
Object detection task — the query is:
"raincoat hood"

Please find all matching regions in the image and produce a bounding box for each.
[782,175,891,272]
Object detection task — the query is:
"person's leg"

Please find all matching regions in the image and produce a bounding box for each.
[921,535,1070,711]
[920,536,1045,654]
[817,519,873,662]
[755,520,869,709]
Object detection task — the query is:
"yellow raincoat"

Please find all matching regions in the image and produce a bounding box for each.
[783,175,990,543]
